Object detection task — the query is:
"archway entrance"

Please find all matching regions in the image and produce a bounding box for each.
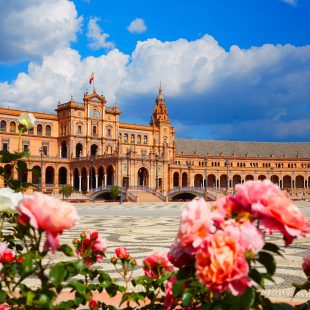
[107,166,114,186]
[194,174,203,187]
[45,166,55,186]
[91,144,98,156]
[182,172,188,187]
[32,165,41,185]
[76,143,83,158]
[61,141,67,158]
[283,175,291,189]
[208,174,216,187]
[173,172,179,187]
[138,167,149,187]
[59,167,67,185]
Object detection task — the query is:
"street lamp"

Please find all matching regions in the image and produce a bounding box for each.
[126,149,131,189]
[155,155,159,191]
[39,146,44,192]
[225,159,230,194]
[204,156,208,188]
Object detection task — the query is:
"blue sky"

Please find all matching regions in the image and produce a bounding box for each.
[0,0,310,141]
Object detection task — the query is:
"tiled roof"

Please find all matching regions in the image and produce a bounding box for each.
[175,139,310,159]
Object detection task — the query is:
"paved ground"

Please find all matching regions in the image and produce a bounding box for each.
[55,200,310,303]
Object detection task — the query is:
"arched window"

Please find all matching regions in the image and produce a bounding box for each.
[143,135,148,144]
[28,127,34,134]
[131,134,135,143]
[37,124,42,135]
[77,125,82,135]
[10,121,16,133]
[92,126,97,136]
[137,135,141,144]
[45,125,51,136]
[124,133,128,143]
[90,109,100,118]
[0,120,7,132]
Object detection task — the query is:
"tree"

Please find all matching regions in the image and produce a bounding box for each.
[110,185,120,200]
[59,184,75,200]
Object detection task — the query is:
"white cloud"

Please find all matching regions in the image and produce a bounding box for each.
[87,17,114,50]
[127,18,147,34]
[1,35,310,141]
[280,0,298,6]
[0,0,82,62]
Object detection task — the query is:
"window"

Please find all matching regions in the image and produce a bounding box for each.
[10,122,16,133]
[90,109,100,118]
[131,134,135,143]
[37,124,43,136]
[107,128,111,137]
[42,145,48,156]
[141,149,147,156]
[124,133,128,142]
[143,135,147,144]
[92,126,97,136]
[2,142,8,151]
[77,125,82,135]
[28,127,34,135]
[45,125,51,136]
[137,135,141,144]
[0,121,7,132]
[23,144,29,152]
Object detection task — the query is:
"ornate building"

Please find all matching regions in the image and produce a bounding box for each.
[1,87,310,200]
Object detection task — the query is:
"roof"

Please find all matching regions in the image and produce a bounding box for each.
[175,139,310,159]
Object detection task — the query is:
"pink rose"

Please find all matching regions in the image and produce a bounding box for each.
[177,198,215,254]
[0,304,10,310]
[210,196,239,225]
[164,276,177,309]
[115,247,130,259]
[235,181,310,246]
[17,193,79,253]
[302,253,310,278]
[196,230,251,296]
[0,242,16,263]
[142,252,173,279]
[167,242,195,268]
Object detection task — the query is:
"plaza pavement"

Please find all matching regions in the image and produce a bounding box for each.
[54,200,310,303]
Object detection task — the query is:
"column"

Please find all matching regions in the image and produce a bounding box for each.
[291,179,294,188]
[71,176,74,187]
[59,146,62,158]
[95,175,98,189]
[87,175,90,192]
[278,180,281,188]
[104,174,107,186]
[304,179,307,189]
[78,175,82,192]
[113,173,115,185]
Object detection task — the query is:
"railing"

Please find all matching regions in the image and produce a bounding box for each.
[155,190,166,201]
[129,186,153,193]
[93,185,113,193]
[127,191,137,202]
[169,186,206,195]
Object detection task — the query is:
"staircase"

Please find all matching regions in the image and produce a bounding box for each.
[129,190,163,202]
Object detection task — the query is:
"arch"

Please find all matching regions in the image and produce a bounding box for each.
[37,124,43,135]
[76,143,83,158]
[45,166,55,185]
[143,135,148,144]
[173,172,179,187]
[4,164,12,186]
[131,134,135,143]
[0,120,7,132]
[124,133,128,143]
[137,135,141,144]
[91,144,98,156]
[208,174,216,187]
[90,109,100,118]
[73,168,79,191]
[81,167,87,193]
[270,175,279,185]
[61,141,67,158]
[233,175,241,187]
[18,163,28,183]
[245,175,254,181]
[283,175,291,189]
[92,125,97,136]
[258,175,266,181]
[10,121,16,133]
[182,172,188,187]
[106,165,114,186]
[194,174,203,187]
[45,125,51,136]
[32,165,41,185]
[89,167,96,190]
[296,175,304,188]
[106,145,113,154]
[138,167,149,187]
[171,193,197,201]
[98,166,104,187]
[220,174,227,188]
[58,167,67,185]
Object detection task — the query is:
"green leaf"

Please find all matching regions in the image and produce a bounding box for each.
[249,269,264,288]
[17,160,27,171]
[263,242,283,257]
[49,262,67,286]
[58,244,75,257]
[0,290,8,303]
[69,280,86,296]
[172,279,186,298]
[182,291,193,307]
[21,254,33,275]
[240,287,255,309]
[258,251,276,276]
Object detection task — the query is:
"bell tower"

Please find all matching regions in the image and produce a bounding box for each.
[150,85,170,127]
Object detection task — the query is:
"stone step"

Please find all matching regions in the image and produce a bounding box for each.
[129,190,162,202]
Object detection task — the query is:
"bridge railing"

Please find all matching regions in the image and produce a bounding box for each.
[127,191,137,202]
[129,186,153,193]
[155,190,166,201]
[169,186,206,195]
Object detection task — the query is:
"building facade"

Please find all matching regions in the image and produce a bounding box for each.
[1,88,310,200]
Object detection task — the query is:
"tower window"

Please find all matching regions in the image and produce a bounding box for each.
[131,134,135,143]
[37,124,43,136]
[143,135,148,144]
[77,125,82,135]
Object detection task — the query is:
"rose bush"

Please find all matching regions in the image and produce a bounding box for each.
[0,170,309,309]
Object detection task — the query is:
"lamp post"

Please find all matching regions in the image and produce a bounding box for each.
[126,149,130,190]
[204,156,208,188]
[39,146,44,192]
[187,161,191,188]
[225,159,230,195]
